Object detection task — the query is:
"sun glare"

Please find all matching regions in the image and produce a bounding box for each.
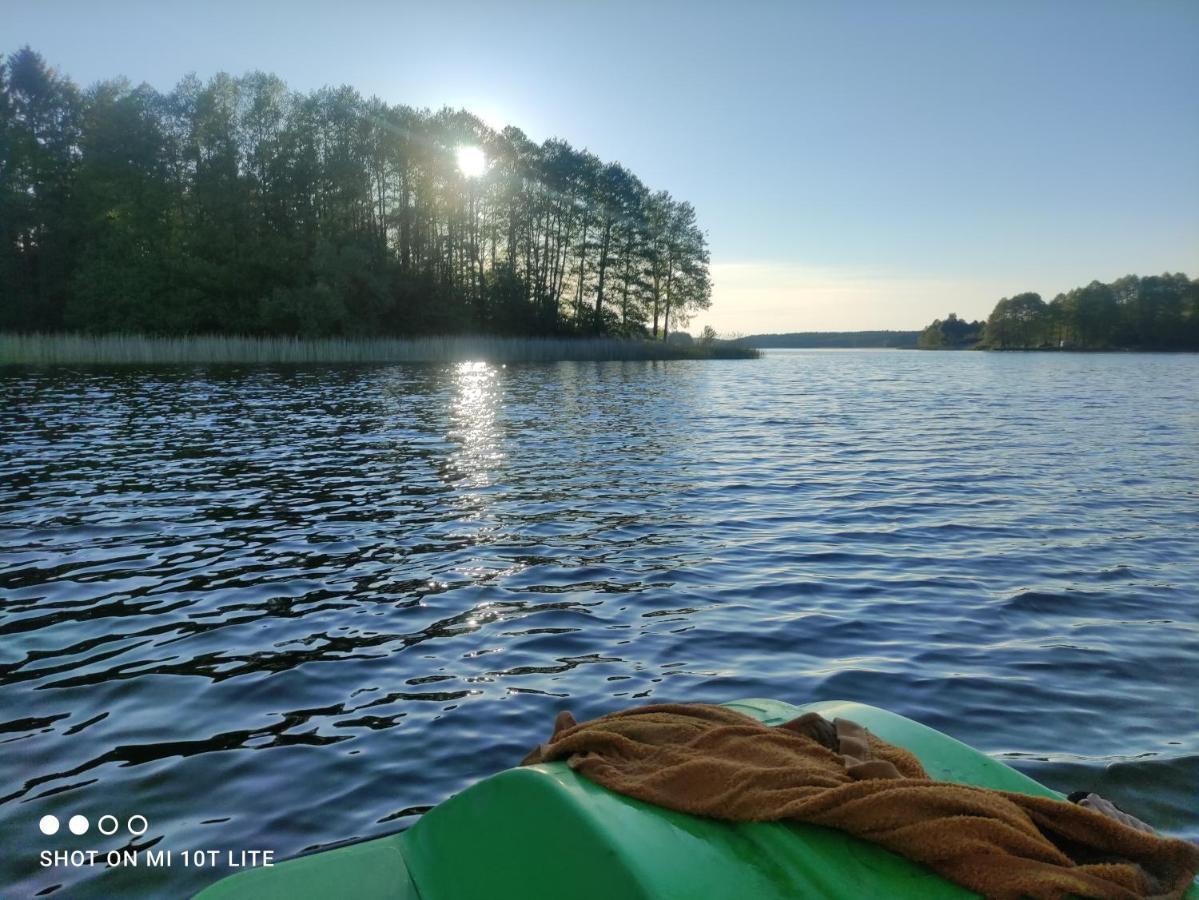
[456,145,486,178]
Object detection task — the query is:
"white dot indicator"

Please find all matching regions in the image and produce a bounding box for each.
[127,815,148,836]
[69,815,89,835]
[98,815,119,836]
[39,815,60,835]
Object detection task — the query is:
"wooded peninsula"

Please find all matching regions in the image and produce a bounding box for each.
[0,48,712,343]
[919,273,1198,350]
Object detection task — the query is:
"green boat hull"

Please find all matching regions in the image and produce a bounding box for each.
[196,698,1198,899]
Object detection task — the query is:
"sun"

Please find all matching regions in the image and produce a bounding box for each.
[456,145,486,178]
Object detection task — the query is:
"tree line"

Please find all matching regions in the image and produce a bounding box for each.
[916,313,984,349]
[747,330,918,348]
[919,273,1197,350]
[0,47,712,340]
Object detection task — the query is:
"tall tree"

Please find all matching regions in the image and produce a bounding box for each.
[2,47,82,330]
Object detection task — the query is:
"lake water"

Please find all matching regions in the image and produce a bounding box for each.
[3,350,1198,897]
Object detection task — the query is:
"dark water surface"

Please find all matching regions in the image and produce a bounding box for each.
[3,350,1198,897]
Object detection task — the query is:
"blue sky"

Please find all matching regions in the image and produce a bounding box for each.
[8,0,1198,333]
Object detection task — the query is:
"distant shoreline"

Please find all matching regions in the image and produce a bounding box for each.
[744,331,918,349]
[918,346,1199,353]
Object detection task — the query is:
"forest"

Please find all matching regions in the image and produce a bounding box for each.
[745,330,918,349]
[0,47,712,341]
[919,273,1198,350]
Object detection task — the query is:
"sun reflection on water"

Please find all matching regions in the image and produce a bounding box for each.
[448,361,503,495]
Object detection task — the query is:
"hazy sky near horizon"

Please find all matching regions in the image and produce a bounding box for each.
[8,0,1198,333]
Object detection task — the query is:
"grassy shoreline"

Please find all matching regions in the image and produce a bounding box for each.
[0,333,758,365]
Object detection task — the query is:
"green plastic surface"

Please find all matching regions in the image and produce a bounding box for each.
[196,699,1197,899]
[195,831,419,900]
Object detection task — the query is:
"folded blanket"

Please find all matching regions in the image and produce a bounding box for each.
[521,704,1199,900]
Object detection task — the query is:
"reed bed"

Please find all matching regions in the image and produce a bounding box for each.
[1,333,758,365]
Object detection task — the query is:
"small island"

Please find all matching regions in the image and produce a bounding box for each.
[919,274,1198,350]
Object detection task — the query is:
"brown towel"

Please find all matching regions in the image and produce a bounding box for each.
[521,704,1199,900]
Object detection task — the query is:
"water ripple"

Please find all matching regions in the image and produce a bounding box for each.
[2,352,1198,896]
